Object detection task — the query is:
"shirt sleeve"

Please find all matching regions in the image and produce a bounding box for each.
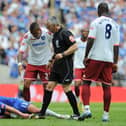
[114,25,120,46]
[88,21,97,39]
[62,30,76,46]
[19,34,28,53]
[46,31,53,43]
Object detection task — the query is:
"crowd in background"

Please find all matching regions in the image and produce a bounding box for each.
[0,0,126,86]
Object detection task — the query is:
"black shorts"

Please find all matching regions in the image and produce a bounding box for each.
[49,59,73,84]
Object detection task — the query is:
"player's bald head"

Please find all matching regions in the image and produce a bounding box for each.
[46,16,62,33]
[98,2,109,17]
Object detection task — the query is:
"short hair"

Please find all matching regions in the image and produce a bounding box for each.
[98,2,109,16]
[30,22,40,33]
[47,16,60,25]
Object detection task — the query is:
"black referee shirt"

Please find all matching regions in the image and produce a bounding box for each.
[52,27,76,61]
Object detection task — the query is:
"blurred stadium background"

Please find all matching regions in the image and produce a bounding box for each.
[0,0,126,102]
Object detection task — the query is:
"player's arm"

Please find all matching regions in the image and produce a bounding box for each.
[17,34,28,63]
[112,45,119,73]
[55,30,78,60]
[5,104,30,119]
[112,25,120,73]
[17,53,23,65]
[47,54,55,69]
[85,38,94,59]
[54,43,78,60]
[84,21,96,66]
[63,31,78,56]
[17,34,28,74]
[62,42,78,57]
[113,45,119,64]
[83,38,94,66]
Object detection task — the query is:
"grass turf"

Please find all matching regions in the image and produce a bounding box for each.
[0,102,126,126]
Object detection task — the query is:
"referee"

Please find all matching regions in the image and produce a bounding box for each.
[38,16,80,119]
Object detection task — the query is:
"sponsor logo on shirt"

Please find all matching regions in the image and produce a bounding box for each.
[32,42,45,46]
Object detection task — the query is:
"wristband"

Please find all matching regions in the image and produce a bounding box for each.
[18,62,22,66]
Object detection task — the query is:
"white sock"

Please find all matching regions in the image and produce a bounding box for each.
[103,111,109,116]
[76,97,80,103]
[84,105,91,113]
[45,109,59,117]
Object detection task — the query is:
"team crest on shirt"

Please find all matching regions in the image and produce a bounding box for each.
[41,36,45,40]
[69,35,75,42]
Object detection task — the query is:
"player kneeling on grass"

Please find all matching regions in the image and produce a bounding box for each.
[0,96,70,119]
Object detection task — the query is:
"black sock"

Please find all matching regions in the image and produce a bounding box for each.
[75,86,80,97]
[40,90,53,115]
[66,91,80,115]
[23,87,30,101]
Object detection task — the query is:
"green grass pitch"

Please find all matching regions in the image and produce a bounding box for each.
[1,102,126,126]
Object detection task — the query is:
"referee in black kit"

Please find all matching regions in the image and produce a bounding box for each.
[36,16,80,119]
